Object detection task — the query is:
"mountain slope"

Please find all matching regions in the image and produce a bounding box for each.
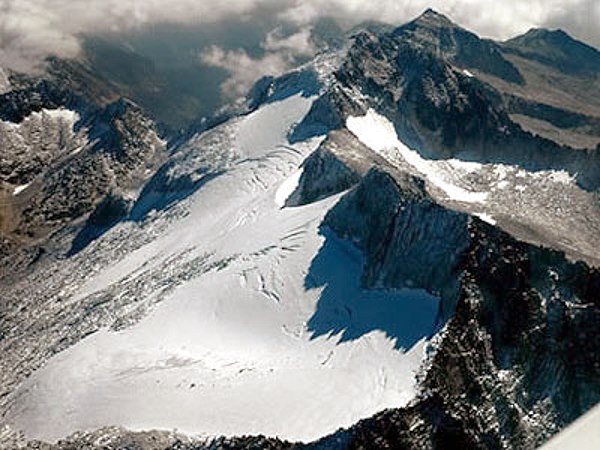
[0,9,599,450]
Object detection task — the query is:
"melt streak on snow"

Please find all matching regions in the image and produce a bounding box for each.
[6,94,440,443]
[346,109,489,203]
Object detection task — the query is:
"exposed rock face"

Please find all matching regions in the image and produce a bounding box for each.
[7,99,165,244]
[0,109,84,186]
[0,73,167,284]
[291,130,385,205]
[329,11,600,189]
[324,169,468,320]
[392,9,524,84]
[503,28,600,76]
[0,77,79,124]
[314,169,600,450]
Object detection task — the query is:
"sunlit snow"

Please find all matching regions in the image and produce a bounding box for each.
[347,109,488,203]
[6,94,440,444]
[12,183,30,195]
[275,168,303,207]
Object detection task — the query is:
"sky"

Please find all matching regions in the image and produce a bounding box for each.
[1,0,599,71]
[0,0,598,107]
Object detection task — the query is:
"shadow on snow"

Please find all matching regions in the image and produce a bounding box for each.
[305,229,440,351]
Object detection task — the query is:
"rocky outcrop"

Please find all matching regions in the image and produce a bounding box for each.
[291,129,388,205]
[502,28,600,76]
[0,81,167,277]
[316,170,600,449]
[393,9,523,84]
[11,98,166,244]
[324,169,469,319]
[328,11,600,190]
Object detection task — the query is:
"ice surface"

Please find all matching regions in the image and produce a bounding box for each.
[6,94,440,443]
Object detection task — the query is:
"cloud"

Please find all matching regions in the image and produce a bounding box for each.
[0,1,598,72]
[544,0,600,49]
[0,0,281,71]
[279,0,599,46]
[200,28,314,99]
[263,27,314,57]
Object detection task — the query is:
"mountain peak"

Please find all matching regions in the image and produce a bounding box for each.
[413,8,457,28]
[504,27,600,75]
[512,27,577,45]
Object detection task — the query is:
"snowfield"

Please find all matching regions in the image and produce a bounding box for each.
[5,94,440,443]
[346,109,489,203]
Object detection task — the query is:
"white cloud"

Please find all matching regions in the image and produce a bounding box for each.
[200,46,288,99]
[200,28,314,99]
[280,0,598,45]
[0,1,598,72]
[0,0,280,71]
[263,27,314,57]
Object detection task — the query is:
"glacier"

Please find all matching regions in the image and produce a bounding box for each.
[4,93,440,443]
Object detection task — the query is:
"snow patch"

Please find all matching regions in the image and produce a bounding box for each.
[70,146,85,156]
[448,158,482,173]
[12,183,30,195]
[544,170,575,185]
[475,212,497,225]
[275,168,303,207]
[346,109,488,203]
[41,108,79,123]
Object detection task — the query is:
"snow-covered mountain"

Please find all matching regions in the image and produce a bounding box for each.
[0,9,599,450]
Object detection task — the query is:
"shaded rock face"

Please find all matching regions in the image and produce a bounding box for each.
[505,95,600,134]
[393,10,523,84]
[291,129,387,205]
[312,171,600,450]
[0,77,80,124]
[293,145,361,205]
[329,14,600,190]
[323,169,468,314]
